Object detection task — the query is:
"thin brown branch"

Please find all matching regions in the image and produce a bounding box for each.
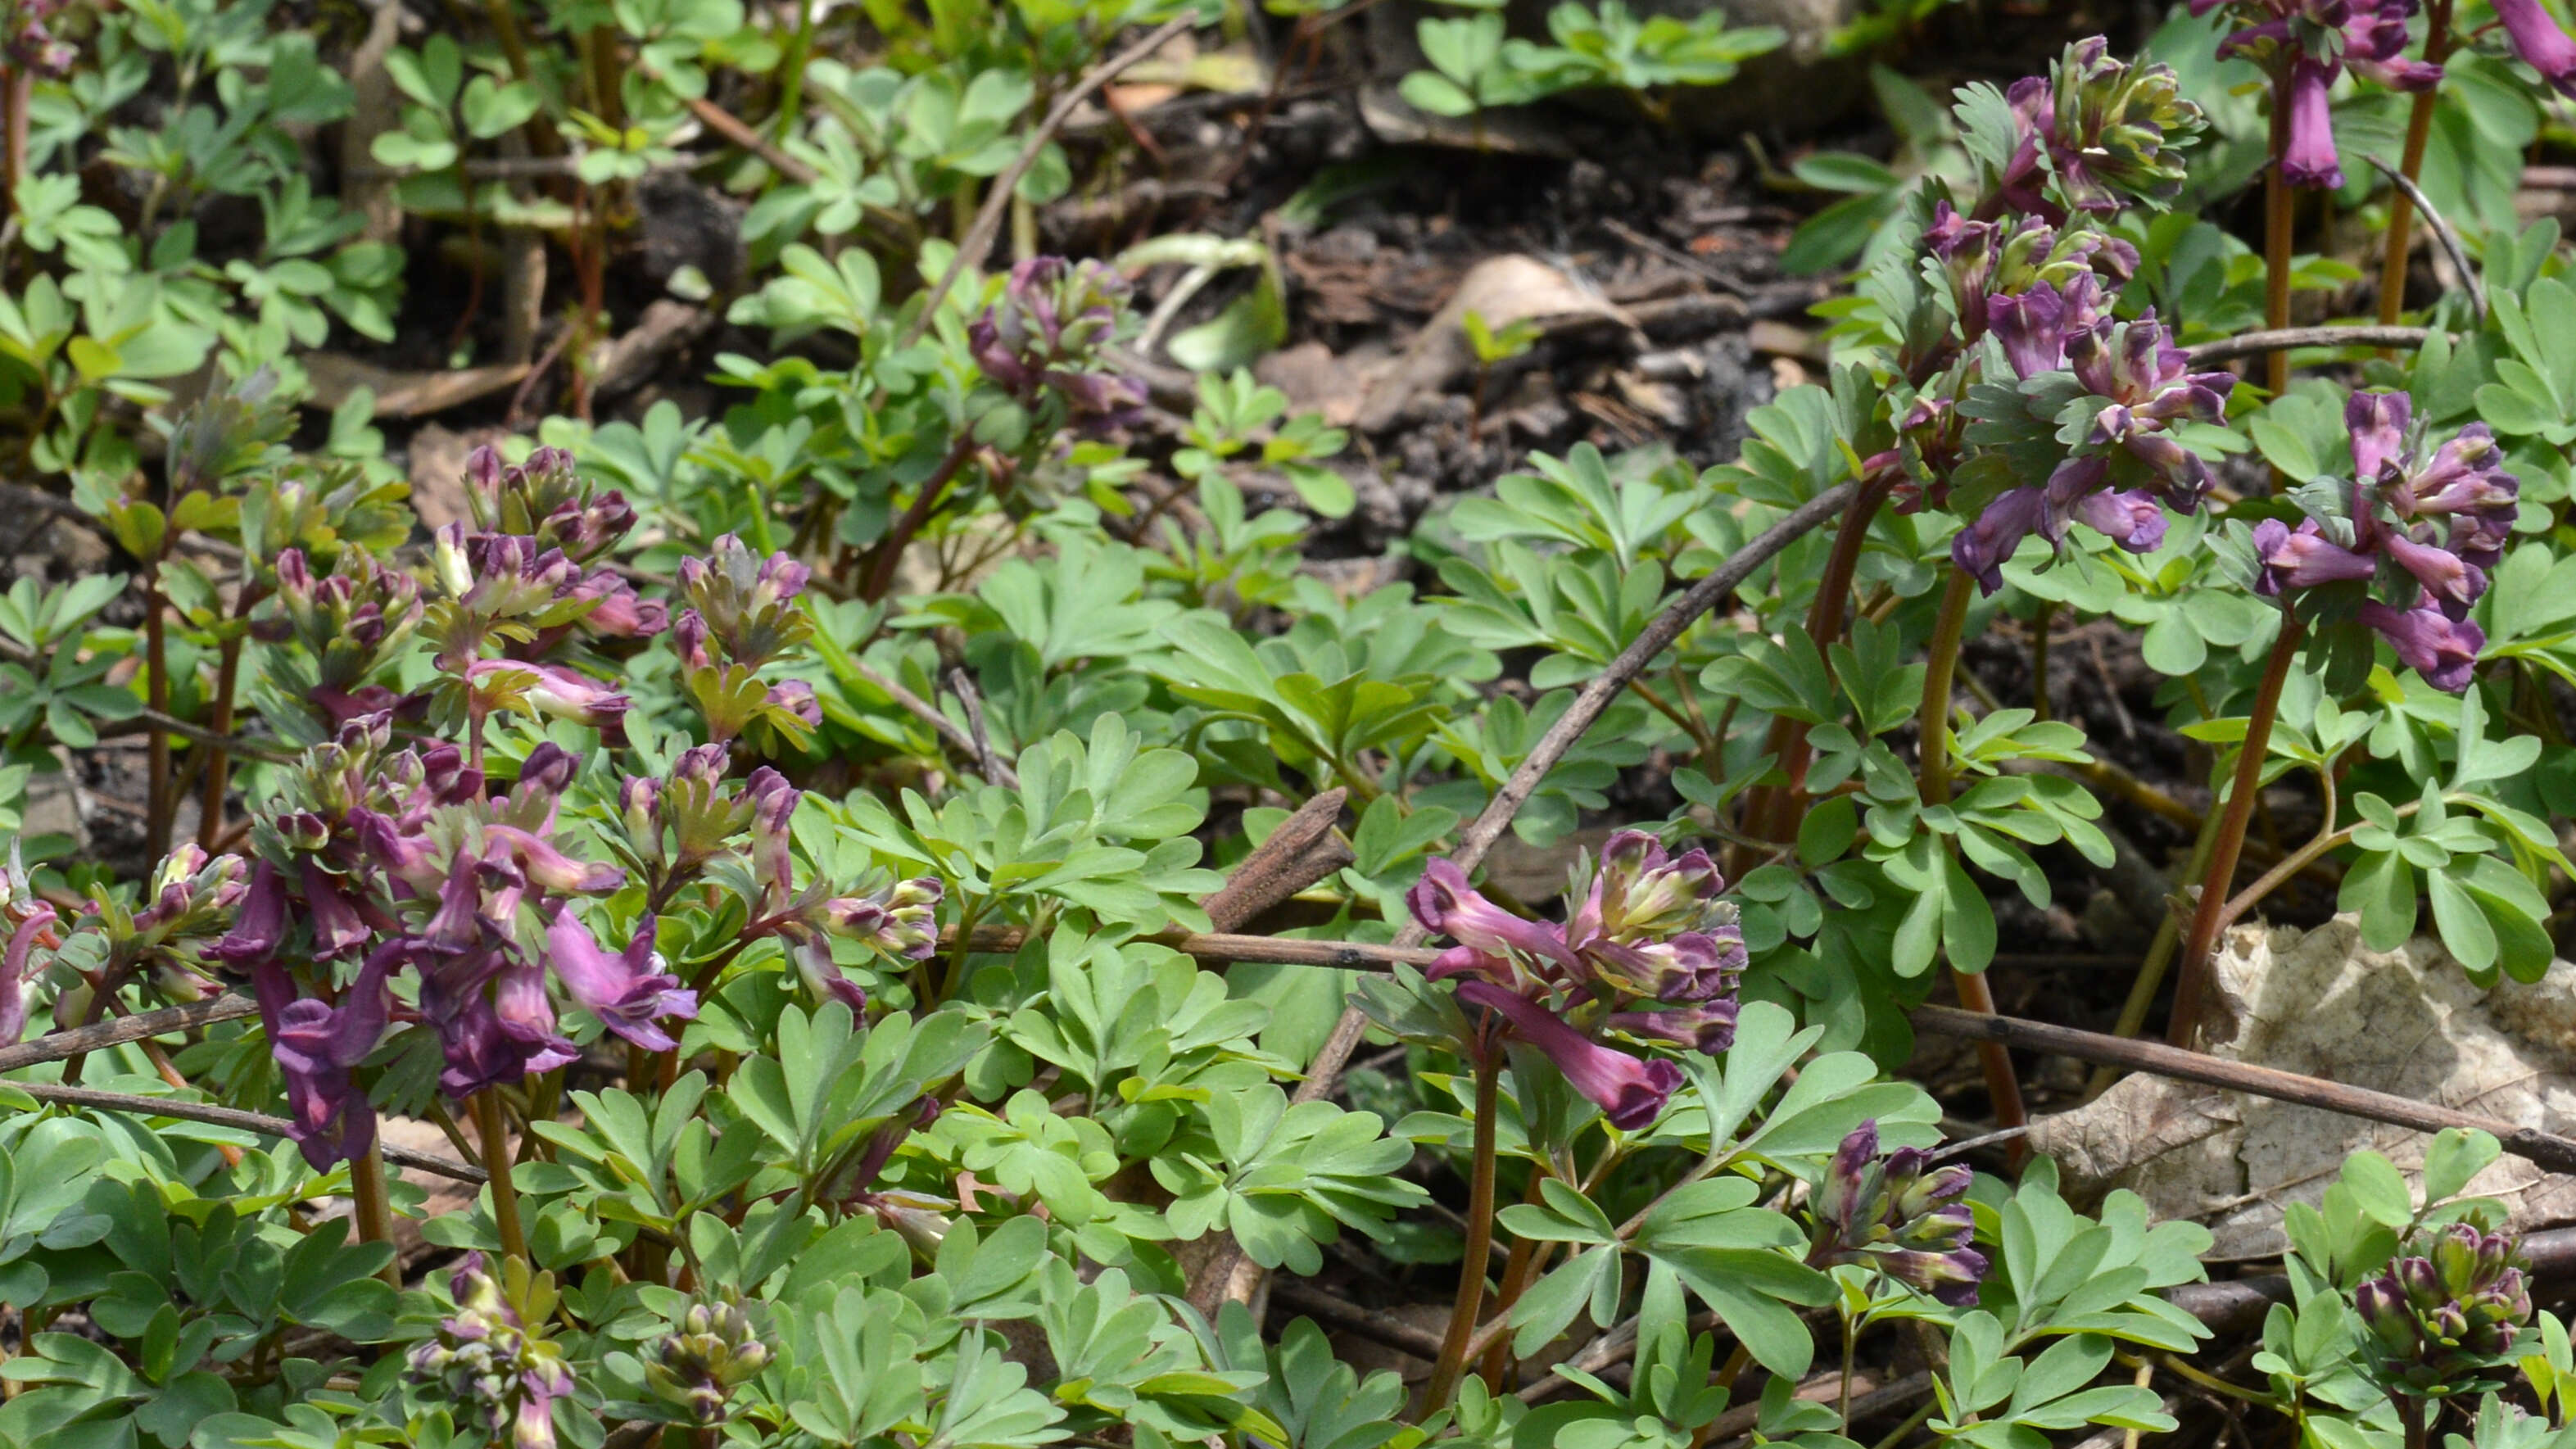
[852,659,1017,788]
[1269,1278,1447,1360]
[2185,326,2437,365]
[0,993,260,1073]
[8,1080,485,1183]
[900,13,1199,349]
[1910,1003,2576,1174]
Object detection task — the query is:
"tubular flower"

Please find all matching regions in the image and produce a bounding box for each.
[406,1254,579,1449]
[256,944,399,1171]
[0,882,58,1045]
[1810,1121,1990,1306]
[1456,981,1682,1132]
[546,908,696,1053]
[2493,0,2576,96]
[2355,1224,2533,1392]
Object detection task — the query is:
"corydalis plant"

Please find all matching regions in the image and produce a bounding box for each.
[2356,1223,2533,1397]
[1810,1121,1989,1305]
[969,256,1149,438]
[2239,392,2517,691]
[1406,829,1745,1129]
[406,1252,579,1449]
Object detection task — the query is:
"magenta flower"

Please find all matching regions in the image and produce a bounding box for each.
[2252,518,2379,593]
[0,900,57,1045]
[1407,858,1580,980]
[2280,57,2346,188]
[1987,287,2069,379]
[254,944,398,1171]
[464,659,632,737]
[2494,0,2576,96]
[2361,599,2486,691]
[1456,980,1682,1131]
[546,908,697,1053]
[2070,487,2169,553]
[1952,487,2049,594]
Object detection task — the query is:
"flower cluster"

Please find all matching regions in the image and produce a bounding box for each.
[2190,0,2442,188]
[671,537,821,745]
[1809,1121,1989,1306]
[2355,1224,2532,1394]
[1994,38,2204,218]
[643,1299,772,1426]
[968,256,1149,437]
[6,0,75,79]
[264,547,426,730]
[1908,204,2234,593]
[2248,391,2516,691]
[406,1254,579,1449]
[1406,830,1745,1130]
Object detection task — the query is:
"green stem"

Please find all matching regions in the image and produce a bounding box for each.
[473,1089,529,1266]
[1920,569,2027,1149]
[2399,1393,2428,1449]
[2169,612,2305,1048]
[1419,1039,1501,1419]
[1838,1308,1858,1437]
[775,0,817,139]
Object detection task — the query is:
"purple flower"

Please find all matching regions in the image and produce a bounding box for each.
[547,908,697,1053]
[1987,287,2070,379]
[2361,598,2486,692]
[2281,58,2344,189]
[2384,529,2484,616]
[209,858,288,969]
[2349,391,2411,482]
[2069,487,2170,553]
[1953,487,2048,595]
[1608,996,1741,1055]
[0,901,57,1045]
[1407,858,1579,978]
[2497,0,2576,96]
[2252,518,2379,594]
[1456,980,1681,1131]
[464,660,632,737]
[2356,1224,2532,1392]
[256,944,398,1170]
[767,679,822,729]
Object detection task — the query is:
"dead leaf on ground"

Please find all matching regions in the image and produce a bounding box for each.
[1355,255,1642,432]
[2029,917,2576,1257]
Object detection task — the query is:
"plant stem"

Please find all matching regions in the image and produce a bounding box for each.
[2168,614,2304,1048]
[352,1138,403,1288]
[1419,1039,1501,1419]
[775,0,817,139]
[2030,605,2053,723]
[2,67,27,224]
[195,633,243,850]
[2086,805,2220,1099]
[2399,1392,2428,1449]
[473,1089,529,1265]
[1478,1175,1550,1390]
[1743,471,1895,860]
[1918,569,2027,1150]
[2376,0,2455,346]
[143,582,173,859]
[861,433,979,601]
[1839,1309,1858,1437]
[2262,57,2295,411]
